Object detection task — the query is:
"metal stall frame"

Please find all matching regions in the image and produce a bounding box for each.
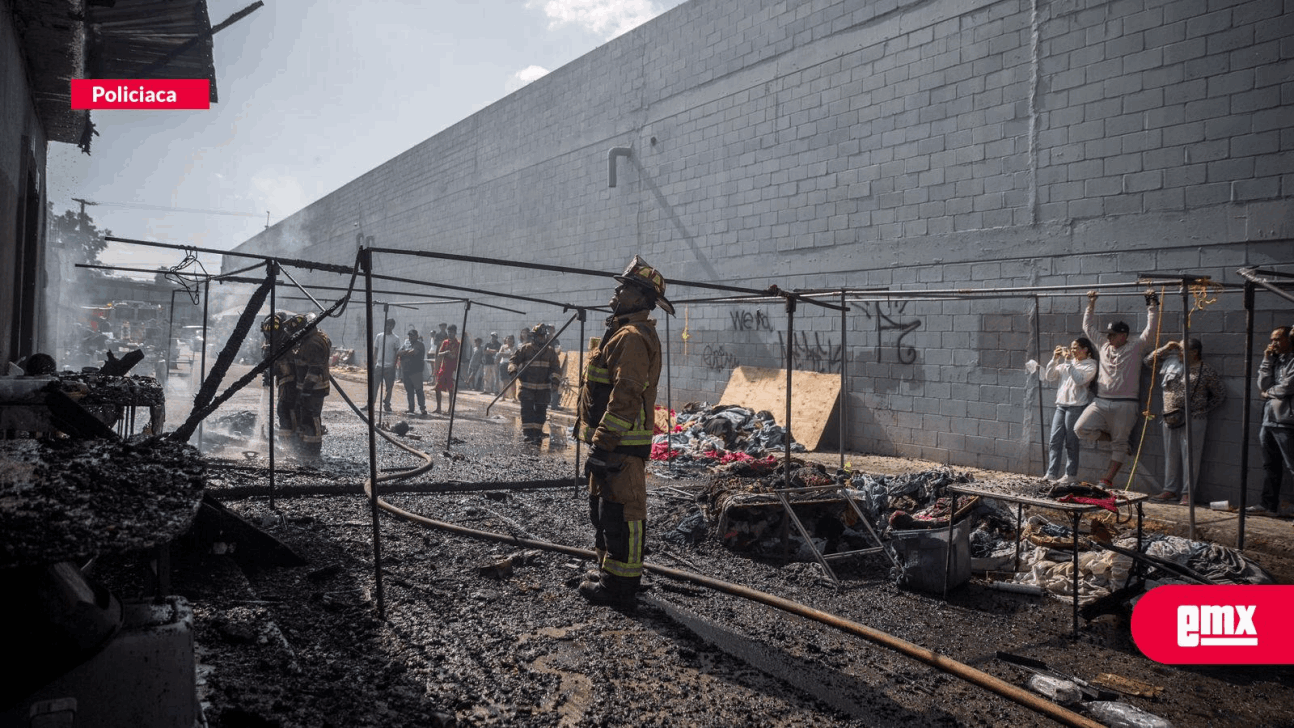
[363,247,843,483]
[1235,267,1294,551]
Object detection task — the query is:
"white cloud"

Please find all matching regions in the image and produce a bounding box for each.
[528,0,666,39]
[505,65,551,94]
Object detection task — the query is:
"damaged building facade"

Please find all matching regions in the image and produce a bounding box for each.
[230,0,1293,502]
[3,0,221,372]
[0,0,91,370]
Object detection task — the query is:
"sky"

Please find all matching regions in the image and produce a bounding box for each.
[48,0,688,278]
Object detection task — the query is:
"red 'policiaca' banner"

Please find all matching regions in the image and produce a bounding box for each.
[71,80,210,110]
[1131,585,1294,664]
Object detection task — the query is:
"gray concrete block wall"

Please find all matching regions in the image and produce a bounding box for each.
[233,0,1294,503]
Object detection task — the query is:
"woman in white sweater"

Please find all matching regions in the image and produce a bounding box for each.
[1042,337,1099,484]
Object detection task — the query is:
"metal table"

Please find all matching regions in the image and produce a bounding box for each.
[942,484,1149,639]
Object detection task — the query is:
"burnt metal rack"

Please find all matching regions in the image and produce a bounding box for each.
[774,481,898,585]
[943,484,1150,640]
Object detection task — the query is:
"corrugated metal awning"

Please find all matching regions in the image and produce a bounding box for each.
[13,0,90,148]
[88,0,219,103]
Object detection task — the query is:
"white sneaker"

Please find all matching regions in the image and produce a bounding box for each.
[1042,474,1059,483]
[1058,474,1078,484]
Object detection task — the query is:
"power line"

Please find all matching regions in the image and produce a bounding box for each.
[65,198,264,219]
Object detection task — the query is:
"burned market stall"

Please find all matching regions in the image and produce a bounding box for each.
[0,349,208,725]
[24,242,1285,728]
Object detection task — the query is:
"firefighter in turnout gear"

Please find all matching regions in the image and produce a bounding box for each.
[261,311,300,453]
[509,323,563,445]
[287,313,332,459]
[577,256,674,609]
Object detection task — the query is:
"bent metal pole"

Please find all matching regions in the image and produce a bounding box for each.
[104,235,353,275]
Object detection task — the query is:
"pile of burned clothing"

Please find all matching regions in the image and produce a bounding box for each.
[846,468,978,533]
[650,403,805,473]
[1003,516,1274,605]
[700,464,979,561]
[699,461,874,559]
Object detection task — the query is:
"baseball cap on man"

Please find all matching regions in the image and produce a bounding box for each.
[1105,321,1131,335]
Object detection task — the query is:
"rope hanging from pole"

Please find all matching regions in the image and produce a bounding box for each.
[1187,277,1221,327]
[1124,285,1167,495]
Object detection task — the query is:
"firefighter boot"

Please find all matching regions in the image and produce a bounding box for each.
[583,548,607,583]
[578,572,638,611]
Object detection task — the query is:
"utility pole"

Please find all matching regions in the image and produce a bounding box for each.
[71,197,98,227]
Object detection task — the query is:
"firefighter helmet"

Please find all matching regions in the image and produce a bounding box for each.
[261,311,294,336]
[614,255,674,315]
[283,313,309,335]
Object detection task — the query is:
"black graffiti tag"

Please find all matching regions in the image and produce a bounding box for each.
[730,309,774,332]
[858,301,921,364]
[702,344,739,371]
[777,332,843,374]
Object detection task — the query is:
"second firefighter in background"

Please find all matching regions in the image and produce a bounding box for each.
[261,311,331,458]
[577,256,674,609]
[509,323,562,445]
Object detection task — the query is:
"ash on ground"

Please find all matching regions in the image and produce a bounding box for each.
[73,396,1294,728]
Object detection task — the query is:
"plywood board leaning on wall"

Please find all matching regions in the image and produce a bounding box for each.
[718,366,840,452]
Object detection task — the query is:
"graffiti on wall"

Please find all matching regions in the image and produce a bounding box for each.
[692,301,923,372]
[858,300,922,364]
[702,344,740,371]
[730,309,774,332]
[777,332,843,374]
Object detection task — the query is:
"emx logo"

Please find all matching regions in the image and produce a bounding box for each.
[1133,585,1293,664]
[1177,604,1257,647]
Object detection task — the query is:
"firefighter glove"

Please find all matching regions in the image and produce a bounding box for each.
[1144,289,1159,307]
[584,448,622,480]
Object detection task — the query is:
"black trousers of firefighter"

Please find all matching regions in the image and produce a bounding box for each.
[296,388,327,456]
[519,389,550,444]
[587,454,646,598]
[275,380,299,445]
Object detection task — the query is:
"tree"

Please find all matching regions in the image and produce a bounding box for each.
[48,204,109,266]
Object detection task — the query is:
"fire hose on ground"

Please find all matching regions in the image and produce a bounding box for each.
[338,394,1102,728]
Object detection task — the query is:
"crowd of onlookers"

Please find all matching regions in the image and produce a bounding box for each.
[366,321,568,418]
[1035,291,1293,517]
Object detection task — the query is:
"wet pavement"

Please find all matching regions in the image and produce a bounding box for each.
[128,363,1294,727]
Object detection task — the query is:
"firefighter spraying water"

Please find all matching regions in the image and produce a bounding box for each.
[261,311,332,459]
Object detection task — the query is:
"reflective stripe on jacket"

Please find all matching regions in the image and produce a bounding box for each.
[293,331,332,394]
[510,341,562,392]
[578,311,661,457]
